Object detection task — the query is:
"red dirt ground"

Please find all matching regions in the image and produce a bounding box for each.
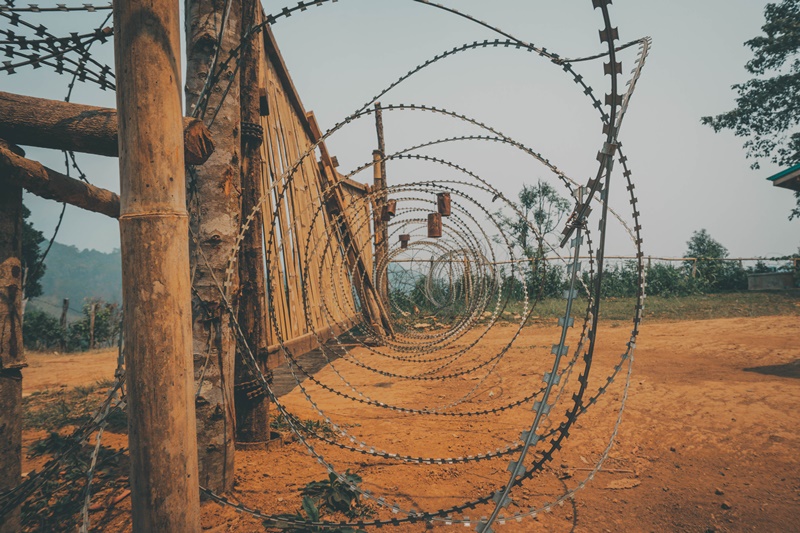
[22,315,800,532]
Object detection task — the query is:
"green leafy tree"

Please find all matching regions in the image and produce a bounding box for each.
[497,180,570,298]
[684,229,747,291]
[21,202,47,299]
[22,309,62,351]
[66,299,122,351]
[499,180,571,257]
[701,0,800,220]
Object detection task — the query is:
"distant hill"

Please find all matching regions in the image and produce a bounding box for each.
[27,242,122,320]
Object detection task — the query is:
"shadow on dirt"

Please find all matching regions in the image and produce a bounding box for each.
[744,359,800,379]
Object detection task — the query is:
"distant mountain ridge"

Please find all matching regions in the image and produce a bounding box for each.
[28,242,122,320]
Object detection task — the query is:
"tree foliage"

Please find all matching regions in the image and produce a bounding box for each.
[683,229,748,292]
[21,202,46,299]
[23,298,122,352]
[498,180,571,257]
[496,180,570,298]
[700,0,800,220]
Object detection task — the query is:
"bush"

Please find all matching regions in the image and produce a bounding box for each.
[23,309,63,351]
[645,263,699,297]
[23,299,121,352]
[527,263,566,299]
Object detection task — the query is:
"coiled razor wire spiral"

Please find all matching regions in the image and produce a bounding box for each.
[0,1,649,532]
[201,1,649,532]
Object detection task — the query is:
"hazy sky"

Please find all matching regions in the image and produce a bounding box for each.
[8,0,798,259]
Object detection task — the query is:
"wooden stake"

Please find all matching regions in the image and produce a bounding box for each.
[185,0,242,493]
[59,298,69,352]
[373,103,389,306]
[0,169,25,533]
[113,1,200,530]
[235,0,270,445]
[89,302,97,350]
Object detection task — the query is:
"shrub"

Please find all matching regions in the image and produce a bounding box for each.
[22,309,62,351]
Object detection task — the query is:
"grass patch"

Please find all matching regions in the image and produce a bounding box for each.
[271,413,337,440]
[490,290,800,323]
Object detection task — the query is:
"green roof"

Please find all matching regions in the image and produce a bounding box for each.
[767,162,800,182]
[767,163,800,192]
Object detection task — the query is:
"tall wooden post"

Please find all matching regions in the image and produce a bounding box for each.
[185,0,242,492]
[113,1,201,531]
[0,154,25,533]
[373,103,389,305]
[89,302,97,350]
[235,0,270,445]
[59,297,69,351]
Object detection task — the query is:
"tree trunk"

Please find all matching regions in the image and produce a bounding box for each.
[234,0,270,445]
[0,170,25,533]
[113,1,201,531]
[185,0,242,493]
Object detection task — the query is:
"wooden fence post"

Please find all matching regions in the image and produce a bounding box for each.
[89,302,97,350]
[235,0,270,445]
[373,103,389,305]
[185,0,242,492]
[113,0,200,530]
[59,297,69,351]
[0,155,25,533]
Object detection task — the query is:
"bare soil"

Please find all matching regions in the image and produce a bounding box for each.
[21,315,800,532]
[22,348,119,396]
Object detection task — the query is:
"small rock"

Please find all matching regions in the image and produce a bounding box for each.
[721,502,732,510]
[715,488,724,496]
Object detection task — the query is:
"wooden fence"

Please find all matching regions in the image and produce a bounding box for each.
[256,21,381,363]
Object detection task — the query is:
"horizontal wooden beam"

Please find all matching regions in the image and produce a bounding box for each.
[0,140,120,218]
[265,316,357,369]
[0,91,215,165]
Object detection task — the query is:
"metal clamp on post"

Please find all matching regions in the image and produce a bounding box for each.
[241,121,264,146]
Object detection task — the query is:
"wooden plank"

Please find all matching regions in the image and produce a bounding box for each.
[235,0,270,444]
[264,315,358,369]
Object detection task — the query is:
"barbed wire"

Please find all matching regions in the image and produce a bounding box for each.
[2,0,655,530]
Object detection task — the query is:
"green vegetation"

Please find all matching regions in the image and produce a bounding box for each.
[21,202,47,299]
[23,298,122,352]
[27,241,122,322]
[271,413,337,439]
[493,290,800,323]
[271,471,373,533]
[701,0,800,220]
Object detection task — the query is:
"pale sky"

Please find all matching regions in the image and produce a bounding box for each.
[8,0,798,259]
